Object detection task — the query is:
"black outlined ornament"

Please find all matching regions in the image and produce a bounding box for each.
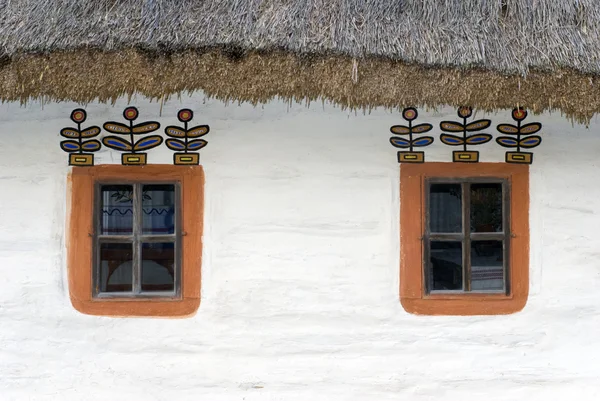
[496,108,542,164]
[389,107,434,163]
[440,107,492,163]
[164,109,209,165]
[60,109,102,166]
[102,107,163,165]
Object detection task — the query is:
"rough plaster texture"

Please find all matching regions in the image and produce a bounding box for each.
[0,97,599,400]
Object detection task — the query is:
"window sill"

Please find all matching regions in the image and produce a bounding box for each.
[70,295,200,317]
[400,294,526,316]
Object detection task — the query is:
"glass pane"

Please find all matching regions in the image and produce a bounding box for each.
[471,240,504,291]
[429,184,462,233]
[100,185,133,235]
[142,185,176,235]
[471,183,503,232]
[429,241,463,291]
[99,243,133,293]
[141,242,175,292]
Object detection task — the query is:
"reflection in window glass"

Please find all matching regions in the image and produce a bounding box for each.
[429,184,462,233]
[471,183,503,232]
[471,241,504,291]
[142,185,176,235]
[99,243,133,292]
[100,185,133,235]
[141,242,175,292]
[430,241,463,291]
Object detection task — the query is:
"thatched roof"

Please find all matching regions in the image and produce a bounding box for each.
[1,0,600,121]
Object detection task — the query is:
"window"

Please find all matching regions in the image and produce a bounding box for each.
[67,165,203,317]
[96,184,179,297]
[400,163,529,315]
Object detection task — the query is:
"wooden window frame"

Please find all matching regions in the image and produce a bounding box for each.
[400,163,529,315]
[67,165,203,317]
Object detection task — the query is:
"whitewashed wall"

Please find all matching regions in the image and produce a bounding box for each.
[1,96,599,400]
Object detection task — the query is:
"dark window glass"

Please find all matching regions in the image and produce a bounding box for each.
[142,185,176,235]
[471,241,504,291]
[95,182,179,298]
[426,180,507,294]
[99,243,133,293]
[430,241,463,291]
[141,242,175,292]
[429,184,462,233]
[100,185,133,235]
[471,183,503,232]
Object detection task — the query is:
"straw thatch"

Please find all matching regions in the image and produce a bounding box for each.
[1,0,600,121]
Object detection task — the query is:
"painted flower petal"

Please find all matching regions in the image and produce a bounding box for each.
[496,137,519,147]
[412,136,434,147]
[165,126,186,138]
[389,137,411,148]
[134,135,163,151]
[466,134,492,145]
[81,140,101,151]
[519,135,542,148]
[187,139,208,150]
[440,134,464,146]
[187,125,210,138]
[102,136,132,151]
[60,140,80,152]
[166,138,186,151]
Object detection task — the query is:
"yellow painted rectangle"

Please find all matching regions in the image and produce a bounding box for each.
[453,151,479,163]
[398,151,424,163]
[122,153,147,165]
[69,153,94,166]
[506,152,532,164]
[174,153,200,165]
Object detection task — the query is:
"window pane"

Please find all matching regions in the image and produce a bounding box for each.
[471,183,503,232]
[429,184,462,233]
[99,243,133,292]
[141,242,175,292]
[142,185,176,235]
[471,240,504,291]
[100,185,133,235]
[429,241,463,291]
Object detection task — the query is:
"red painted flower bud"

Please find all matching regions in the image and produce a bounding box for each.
[402,107,418,121]
[458,106,473,118]
[123,107,139,121]
[178,109,193,122]
[71,109,87,123]
[512,108,527,121]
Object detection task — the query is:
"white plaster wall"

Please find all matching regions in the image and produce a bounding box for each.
[0,96,599,400]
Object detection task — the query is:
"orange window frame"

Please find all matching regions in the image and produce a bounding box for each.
[400,163,529,315]
[67,165,203,317]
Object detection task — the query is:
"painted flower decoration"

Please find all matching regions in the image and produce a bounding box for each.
[165,108,210,165]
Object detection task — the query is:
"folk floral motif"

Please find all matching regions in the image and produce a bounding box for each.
[164,109,209,165]
[389,107,434,163]
[60,109,102,166]
[440,107,492,163]
[496,108,542,164]
[102,107,163,165]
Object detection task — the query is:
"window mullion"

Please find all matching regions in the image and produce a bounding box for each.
[132,183,142,294]
[462,182,472,292]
